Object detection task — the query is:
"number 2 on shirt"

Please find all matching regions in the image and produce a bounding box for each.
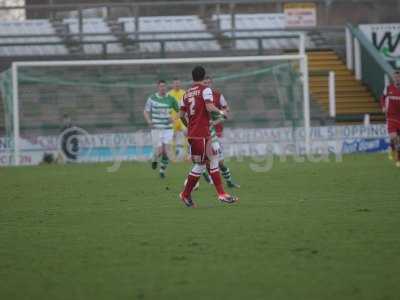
[188,97,195,116]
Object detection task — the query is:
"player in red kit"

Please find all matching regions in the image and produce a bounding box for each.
[202,76,240,188]
[179,66,238,207]
[380,71,400,167]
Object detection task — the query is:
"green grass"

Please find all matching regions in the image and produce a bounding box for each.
[1,154,400,300]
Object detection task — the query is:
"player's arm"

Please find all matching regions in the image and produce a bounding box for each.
[171,96,180,113]
[179,99,188,127]
[205,102,223,114]
[219,93,231,119]
[168,96,180,122]
[205,102,227,120]
[380,96,386,113]
[203,88,226,118]
[179,110,188,127]
[143,98,152,127]
[143,111,152,126]
[210,116,224,126]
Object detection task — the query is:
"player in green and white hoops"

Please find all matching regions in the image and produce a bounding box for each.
[144,80,179,178]
[203,112,240,188]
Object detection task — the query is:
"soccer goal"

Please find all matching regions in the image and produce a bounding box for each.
[0,36,310,166]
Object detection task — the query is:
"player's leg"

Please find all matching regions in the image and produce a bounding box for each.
[389,140,396,160]
[219,160,240,188]
[388,122,400,166]
[393,131,400,167]
[202,171,213,184]
[180,162,205,207]
[212,138,239,188]
[206,139,238,203]
[387,121,396,160]
[171,130,177,163]
[202,161,213,184]
[153,147,162,170]
[159,144,168,178]
[208,158,238,203]
[150,129,162,169]
[181,128,191,162]
[174,129,186,161]
[180,138,207,207]
[159,129,174,178]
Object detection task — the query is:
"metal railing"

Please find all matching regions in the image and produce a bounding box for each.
[0,34,302,58]
[0,28,310,39]
[345,23,395,101]
[0,21,344,59]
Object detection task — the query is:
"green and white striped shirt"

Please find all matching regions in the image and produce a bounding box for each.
[145,93,179,129]
[210,112,225,142]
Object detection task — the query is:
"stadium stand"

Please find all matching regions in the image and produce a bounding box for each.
[1,0,397,132]
[119,16,221,52]
[214,14,315,50]
[308,51,384,123]
[63,18,123,54]
[19,86,131,133]
[0,20,68,56]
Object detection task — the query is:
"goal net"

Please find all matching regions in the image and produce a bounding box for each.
[0,55,310,166]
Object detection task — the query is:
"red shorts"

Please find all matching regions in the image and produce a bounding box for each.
[387,118,400,134]
[188,137,216,164]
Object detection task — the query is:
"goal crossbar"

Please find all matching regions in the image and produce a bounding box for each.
[13,54,305,68]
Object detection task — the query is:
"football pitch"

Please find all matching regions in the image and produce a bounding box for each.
[1,154,400,300]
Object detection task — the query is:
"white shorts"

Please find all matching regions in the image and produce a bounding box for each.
[151,129,174,148]
[211,138,224,161]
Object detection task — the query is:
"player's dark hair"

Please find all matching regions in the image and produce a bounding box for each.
[192,66,206,82]
[158,79,166,85]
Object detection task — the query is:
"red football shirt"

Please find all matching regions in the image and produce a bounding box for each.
[212,90,228,138]
[181,83,213,138]
[381,84,400,119]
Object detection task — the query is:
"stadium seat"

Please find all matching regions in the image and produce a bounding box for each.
[0,20,68,56]
[119,16,221,52]
[63,18,123,54]
[213,14,314,50]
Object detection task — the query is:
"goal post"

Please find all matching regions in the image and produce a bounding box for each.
[11,63,21,167]
[4,42,310,166]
